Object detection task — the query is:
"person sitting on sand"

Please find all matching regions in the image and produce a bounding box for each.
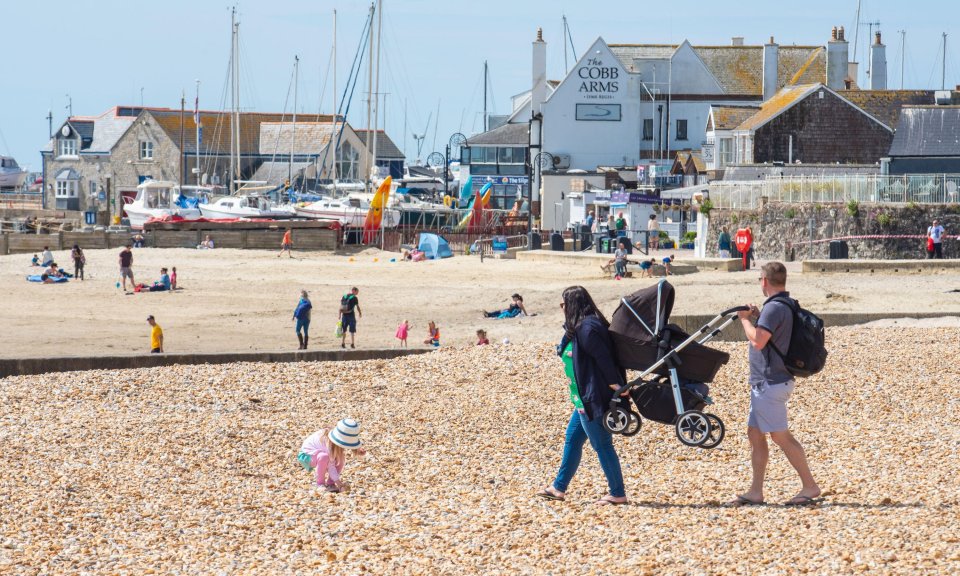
[149,268,171,292]
[197,235,215,250]
[410,248,426,262]
[484,293,529,319]
[424,321,440,347]
[605,242,629,278]
[132,234,145,248]
[41,247,54,267]
[298,419,366,492]
[476,329,490,346]
[31,254,40,267]
[44,263,65,278]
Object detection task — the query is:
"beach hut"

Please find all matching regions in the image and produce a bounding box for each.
[418,233,453,259]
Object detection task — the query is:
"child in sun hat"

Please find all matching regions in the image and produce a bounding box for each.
[298,419,366,492]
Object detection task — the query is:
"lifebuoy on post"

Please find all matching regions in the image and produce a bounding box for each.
[734,227,753,271]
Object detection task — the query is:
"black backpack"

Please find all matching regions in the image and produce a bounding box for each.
[339,294,354,314]
[768,297,828,378]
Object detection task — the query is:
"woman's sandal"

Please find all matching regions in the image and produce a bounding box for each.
[595,495,629,506]
[536,487,565,501]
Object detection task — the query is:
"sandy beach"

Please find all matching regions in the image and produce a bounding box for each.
[3,245,960,358]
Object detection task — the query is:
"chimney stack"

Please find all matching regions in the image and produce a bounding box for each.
[531,27,547,118]
[870,31,887,90]
[732,36,744,46]
[827,25,849,90]
[763,36,779,101]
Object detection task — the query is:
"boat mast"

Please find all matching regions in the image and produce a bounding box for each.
[483,60,488,132]
[364,2,375,193]
[332,9,338,194]
[943,33,948,90]
[290,55,299,185]
[179,91,185,188]
[371,0,383,190]
[229,7,237,194]
[195,80,201,185]
[232,8,242,194]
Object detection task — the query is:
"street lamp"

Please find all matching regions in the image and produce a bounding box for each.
[427,132,467,203]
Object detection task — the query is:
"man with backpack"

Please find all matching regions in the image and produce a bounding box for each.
[728,261,822,507]
[338,287,362,349]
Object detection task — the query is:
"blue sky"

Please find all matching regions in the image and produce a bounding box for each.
[2,0,958,172]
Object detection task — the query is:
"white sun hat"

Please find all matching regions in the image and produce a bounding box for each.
[329,418,362,449]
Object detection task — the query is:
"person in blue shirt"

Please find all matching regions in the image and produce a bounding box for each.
[293,290,313,349]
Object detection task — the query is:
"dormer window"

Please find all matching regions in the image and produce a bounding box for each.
[140,141,154,160]
[58,138,77,157]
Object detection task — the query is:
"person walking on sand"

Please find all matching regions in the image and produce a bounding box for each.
[119,245,135,292]
[727,262,821,507]
[71,245,85,281]
[927,219,945,259]
[537,286,628,506]
[293,289,312,350]
[147,315,163,354]
[278,229,293,258]
[338,287,361,349]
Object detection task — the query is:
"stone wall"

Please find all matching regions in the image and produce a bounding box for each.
[705,201,960,260]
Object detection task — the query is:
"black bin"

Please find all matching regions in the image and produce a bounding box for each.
[829,240,849,259]
[580,225,593,250]
[550,232,564,251]
[528,232,542,250]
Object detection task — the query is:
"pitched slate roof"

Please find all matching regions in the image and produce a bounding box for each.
[735,84,821,131]
[42,107,138,154]
[710,106,759,130]
[355,129,404,159]
[466,122,529,146]
[259,122,334,155]
[148,110,335,155]
[839,90,936,130]
[250,160,315,185]
[889,106,960,157]
[609,44,825,96]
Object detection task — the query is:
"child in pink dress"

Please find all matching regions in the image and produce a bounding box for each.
[395,319,409,347]
[298,419,365,492]
[170,267,178,290]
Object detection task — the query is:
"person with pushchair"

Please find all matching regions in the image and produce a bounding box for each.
[537,286,629,506]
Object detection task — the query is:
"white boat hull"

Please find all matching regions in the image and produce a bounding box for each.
[125,207,204,230]
[198,205,296,220]
[294,202,401,228]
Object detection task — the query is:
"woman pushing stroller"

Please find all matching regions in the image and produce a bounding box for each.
[537,286,629,505]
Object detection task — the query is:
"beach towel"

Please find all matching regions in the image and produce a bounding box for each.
[26,275,68,283]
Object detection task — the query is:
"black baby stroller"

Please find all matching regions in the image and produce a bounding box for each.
[604,280,747,448]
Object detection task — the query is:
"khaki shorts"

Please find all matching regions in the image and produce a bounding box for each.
[120,266,133,278]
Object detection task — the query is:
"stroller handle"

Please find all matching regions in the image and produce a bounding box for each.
[720,305,752,317]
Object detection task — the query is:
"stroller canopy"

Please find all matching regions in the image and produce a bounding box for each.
[610,280,676,343]
[610,280,730,382]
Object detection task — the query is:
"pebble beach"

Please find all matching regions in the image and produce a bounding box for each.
[2,327,959,574]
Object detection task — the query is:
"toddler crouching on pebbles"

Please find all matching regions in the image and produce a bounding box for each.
[298,418,365,492]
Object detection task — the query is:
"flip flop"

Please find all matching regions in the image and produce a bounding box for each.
[784,495,823,507]
[595,496,629,506]
[536,489,565,502]
[724,495,765,507]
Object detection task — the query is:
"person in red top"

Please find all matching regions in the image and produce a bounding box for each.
[278,229,293,258]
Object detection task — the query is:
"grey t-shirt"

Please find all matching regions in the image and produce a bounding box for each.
[748,292,794,386]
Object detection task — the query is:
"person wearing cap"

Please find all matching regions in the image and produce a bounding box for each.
[298,419,366,492]
[147,315,163,353]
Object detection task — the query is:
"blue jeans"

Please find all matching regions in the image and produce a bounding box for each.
[552,409,625,497]
[615,260,626,276]
[295,318,310,337]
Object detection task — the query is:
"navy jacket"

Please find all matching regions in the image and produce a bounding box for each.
[560,316,626,421]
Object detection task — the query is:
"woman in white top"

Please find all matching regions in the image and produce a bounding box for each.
[647,214,660,249]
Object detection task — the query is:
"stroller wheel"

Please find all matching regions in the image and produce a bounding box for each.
[602,406,631,434]
[675,410,712,447]
[699,414,725,449]
[622,411,642,437]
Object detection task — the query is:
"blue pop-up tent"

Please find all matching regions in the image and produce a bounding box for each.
[418,232,453,259]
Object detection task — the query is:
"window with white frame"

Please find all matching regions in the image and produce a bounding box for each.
[89,180,98,198]
[140,141,154,160]
[58,138,77,157]
[55,181,78,198]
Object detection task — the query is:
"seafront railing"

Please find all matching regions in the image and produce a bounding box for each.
[709,174,960,209]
